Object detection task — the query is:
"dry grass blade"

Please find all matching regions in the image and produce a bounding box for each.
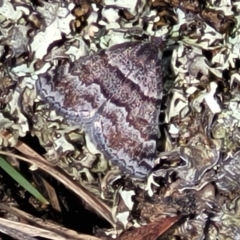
[0,130,116,226]
[0,217,101,240]
[41,178,61,212]
[0,221,37,240]
[0,203,101,240]
[117,216,181,240]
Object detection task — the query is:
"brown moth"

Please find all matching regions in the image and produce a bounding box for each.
[36,40,163,179]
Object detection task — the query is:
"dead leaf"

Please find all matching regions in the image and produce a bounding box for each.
[117,216,181,240]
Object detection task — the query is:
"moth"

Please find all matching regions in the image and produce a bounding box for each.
[36,39,163,179]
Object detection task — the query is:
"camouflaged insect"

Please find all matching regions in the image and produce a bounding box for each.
[36,40,163,179]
